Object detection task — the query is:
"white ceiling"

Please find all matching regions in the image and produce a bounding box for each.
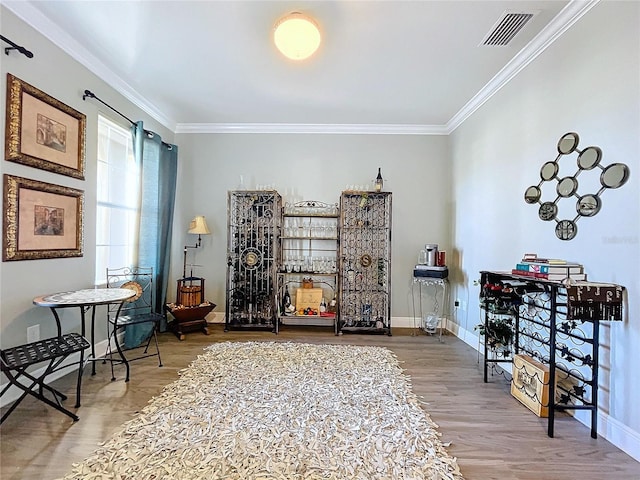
[7,0,594,133]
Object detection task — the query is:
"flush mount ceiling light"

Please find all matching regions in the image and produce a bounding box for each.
[274,12,321,60]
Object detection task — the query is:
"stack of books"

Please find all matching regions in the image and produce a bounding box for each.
[511,253,586,282]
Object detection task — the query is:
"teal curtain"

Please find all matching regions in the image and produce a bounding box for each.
[125,121,178,348]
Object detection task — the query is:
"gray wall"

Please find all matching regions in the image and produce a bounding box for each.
[172,133,451,319]
[0,8,174,347]
[449,1,639,457]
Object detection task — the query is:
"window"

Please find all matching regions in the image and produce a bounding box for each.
[95,115,140,285]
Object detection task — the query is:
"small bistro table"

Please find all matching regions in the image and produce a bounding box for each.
[33,288,136,378]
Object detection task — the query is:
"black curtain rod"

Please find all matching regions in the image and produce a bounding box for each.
[83,90,136,125]
[83,89,173,149]
[1,35,34,58]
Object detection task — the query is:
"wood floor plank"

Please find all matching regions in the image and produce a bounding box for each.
[1,325,638,479]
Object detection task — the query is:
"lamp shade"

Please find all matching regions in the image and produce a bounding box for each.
[274,12,321,60]
[188,216,211,235]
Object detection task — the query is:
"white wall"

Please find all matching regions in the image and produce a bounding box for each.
[449,1,639,458]
[172,133,451,319]
[0,8,174,350]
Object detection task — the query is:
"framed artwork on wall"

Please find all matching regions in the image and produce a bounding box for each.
[5,73,86,180]
[3,174,84,261]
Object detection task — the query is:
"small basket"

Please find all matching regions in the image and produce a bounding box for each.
[302,277,314,289]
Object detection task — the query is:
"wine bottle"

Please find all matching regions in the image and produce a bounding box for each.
[375,167,383,192]
[320,297,327,313]
[328,295,337,314]
[281,285,291,313]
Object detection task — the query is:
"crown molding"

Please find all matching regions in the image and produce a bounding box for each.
[6,0,594,136]
[3,1,176,131]
[174,123,449,135]
[446,0,599,133]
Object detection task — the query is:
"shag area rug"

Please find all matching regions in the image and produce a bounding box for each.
[59,342,464,480]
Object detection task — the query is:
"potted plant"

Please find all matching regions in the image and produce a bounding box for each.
[476,317,514,357]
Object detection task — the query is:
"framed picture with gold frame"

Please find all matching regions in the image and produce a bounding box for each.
[5,73,86,179]
[3,174,84,261]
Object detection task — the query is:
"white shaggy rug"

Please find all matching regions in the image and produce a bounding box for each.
[59,342,464,480]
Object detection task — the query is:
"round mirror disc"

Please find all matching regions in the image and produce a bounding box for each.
[557,177,578,197]
[601,163,630,189]
[577,194,601,217]
[524,186,541,204]
[577,146,601,170]
[538,202,558,221]
[555,220,577,241]
[558,132,579,154]
[540,162,559,181]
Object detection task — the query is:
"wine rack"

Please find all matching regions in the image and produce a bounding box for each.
[225,190,282,332]
[479,270,625,439]
[338,191,392,334]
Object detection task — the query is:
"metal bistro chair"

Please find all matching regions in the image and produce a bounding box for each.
[105,266,163,382]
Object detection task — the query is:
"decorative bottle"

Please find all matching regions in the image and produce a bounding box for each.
[328,295,337,314]
[281,285,291,313]
[319,297,327,313]
[375,168,383,192]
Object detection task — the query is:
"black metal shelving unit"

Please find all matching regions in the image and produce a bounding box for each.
[479,270,624,439]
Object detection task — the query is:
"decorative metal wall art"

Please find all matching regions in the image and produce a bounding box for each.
[524,132,630,240]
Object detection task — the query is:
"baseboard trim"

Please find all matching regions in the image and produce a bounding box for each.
[208,313,447,331]
[572,400,640,461]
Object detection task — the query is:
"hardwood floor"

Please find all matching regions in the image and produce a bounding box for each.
[1,325,638,479]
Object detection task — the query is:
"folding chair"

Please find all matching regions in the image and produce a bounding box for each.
[1,333,90,423]
[105,266,163,382]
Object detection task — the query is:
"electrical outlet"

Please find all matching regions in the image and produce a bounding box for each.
[454,299,460,308]
[27,324,40,343]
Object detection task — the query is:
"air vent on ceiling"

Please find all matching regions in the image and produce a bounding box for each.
[481,10,538,46]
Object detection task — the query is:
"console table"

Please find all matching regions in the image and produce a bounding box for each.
[479,271,624,439]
